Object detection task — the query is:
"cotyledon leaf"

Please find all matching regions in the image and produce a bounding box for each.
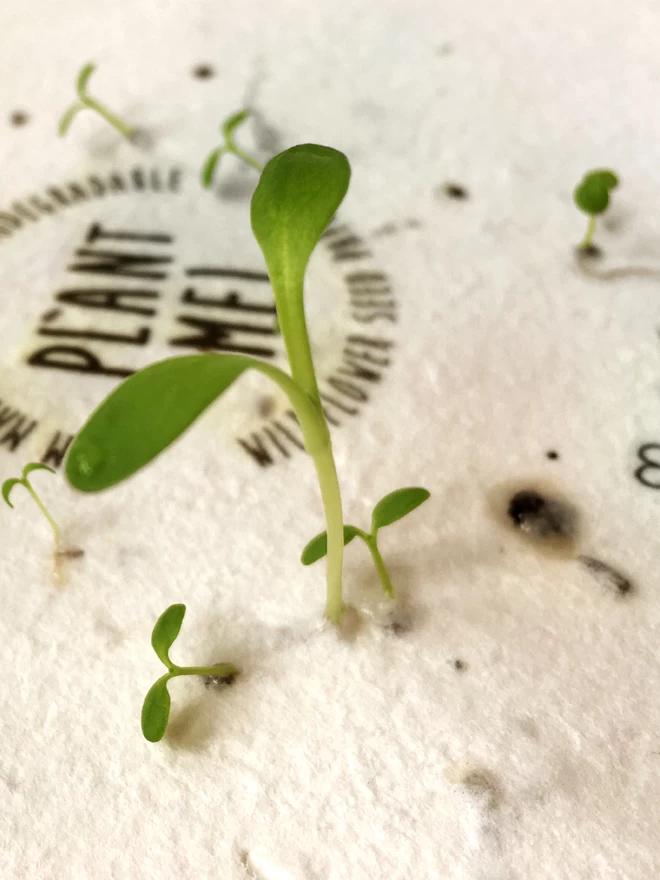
[371,487,431,531]
[141,676,172,743]
[151,604,186,669]
[300,525,360,565]
[250,144,351,386]
[64,354,323,492]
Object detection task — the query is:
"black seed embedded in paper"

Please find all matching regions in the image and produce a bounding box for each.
[203,666,238,688]
[577,243,602,260]
[192,64,215,80]
[10,110,29,127]
[507,490,577,541]
[444,182,469,200]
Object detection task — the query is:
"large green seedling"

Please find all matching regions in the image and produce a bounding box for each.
[65,144,430,626]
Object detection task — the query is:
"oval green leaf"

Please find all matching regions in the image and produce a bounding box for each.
[64,354,317,492]
[251,144,350,342]
[151,604,186,668]
[2,478,20,508]
[371,487,431,531]
[593,169,619,191]
[574,170,618,216]
[57,104,83,137]
[141,676,172,743]
[301,525,360,565]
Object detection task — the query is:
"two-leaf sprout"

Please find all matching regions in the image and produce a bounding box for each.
[142,604,238,742]
[201,110,262,187]
[65,145,430,626]
[2,463,60,550]
[58,63,134,139]
[574,169,619,253]
[301,487,430,597]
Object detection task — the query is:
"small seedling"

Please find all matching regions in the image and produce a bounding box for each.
[141,604,239,742]
[301,487,430,597]
[65,145,430,630]
[573,169,619,252]
[201,110,262,187]
[2,463,60,548]
[58,63,134,139]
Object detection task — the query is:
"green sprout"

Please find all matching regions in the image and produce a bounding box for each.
[301,487,430,597]
[141,604,238,742]
[58,63,135,139]
[201,110,262,187]
[2,462,60,548]
[573,169,619,252]
[64,144,430,628]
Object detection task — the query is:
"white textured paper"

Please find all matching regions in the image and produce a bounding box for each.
[2,1,660,878]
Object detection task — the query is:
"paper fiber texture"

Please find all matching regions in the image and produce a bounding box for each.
[1,0,660,877]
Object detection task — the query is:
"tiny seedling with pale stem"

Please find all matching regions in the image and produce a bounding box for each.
[141,604,239,742]
[3,463,60,549]
[301,487,430,597]
[574,169,619,253]
[65,145,430,683]
[201,110,262,187]
[58,63,135,139]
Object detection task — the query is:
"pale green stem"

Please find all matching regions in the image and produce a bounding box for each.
[167,663,238,679]
[84,98,134,138]
[309,443,345,624]
[353,527,395,598]
[231,146,263,172]
[581,215,596,250]
[26,484,60,549]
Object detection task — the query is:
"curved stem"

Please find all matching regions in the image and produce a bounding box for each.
[231,146,262,172]
[26,484,60,549]
[84,98,134,137]
[366,534,395,598]
[352,527,395,598]
[581,215,596,250]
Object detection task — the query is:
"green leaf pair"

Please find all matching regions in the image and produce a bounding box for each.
[201,110,263,187]
[58,63,134,139]
[573,169,619,251]
[141,604,238,743]
[301,487,431,598]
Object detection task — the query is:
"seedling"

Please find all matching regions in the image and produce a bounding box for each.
[2,463,60,549]
[201,110,262,187]
[301,487,430,597]
[58,63,135,139]
[141,604,238,742]
[573,169,619,252]
[65,144,430,631]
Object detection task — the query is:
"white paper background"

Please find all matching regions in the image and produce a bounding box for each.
[2,1,660,878]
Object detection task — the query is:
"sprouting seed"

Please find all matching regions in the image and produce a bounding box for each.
[2,462,60,549]
[300,487,431,599]
[201,110,262,187]
[58,63,134,139]
[573,169,619,252]
[141,604,239,743]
